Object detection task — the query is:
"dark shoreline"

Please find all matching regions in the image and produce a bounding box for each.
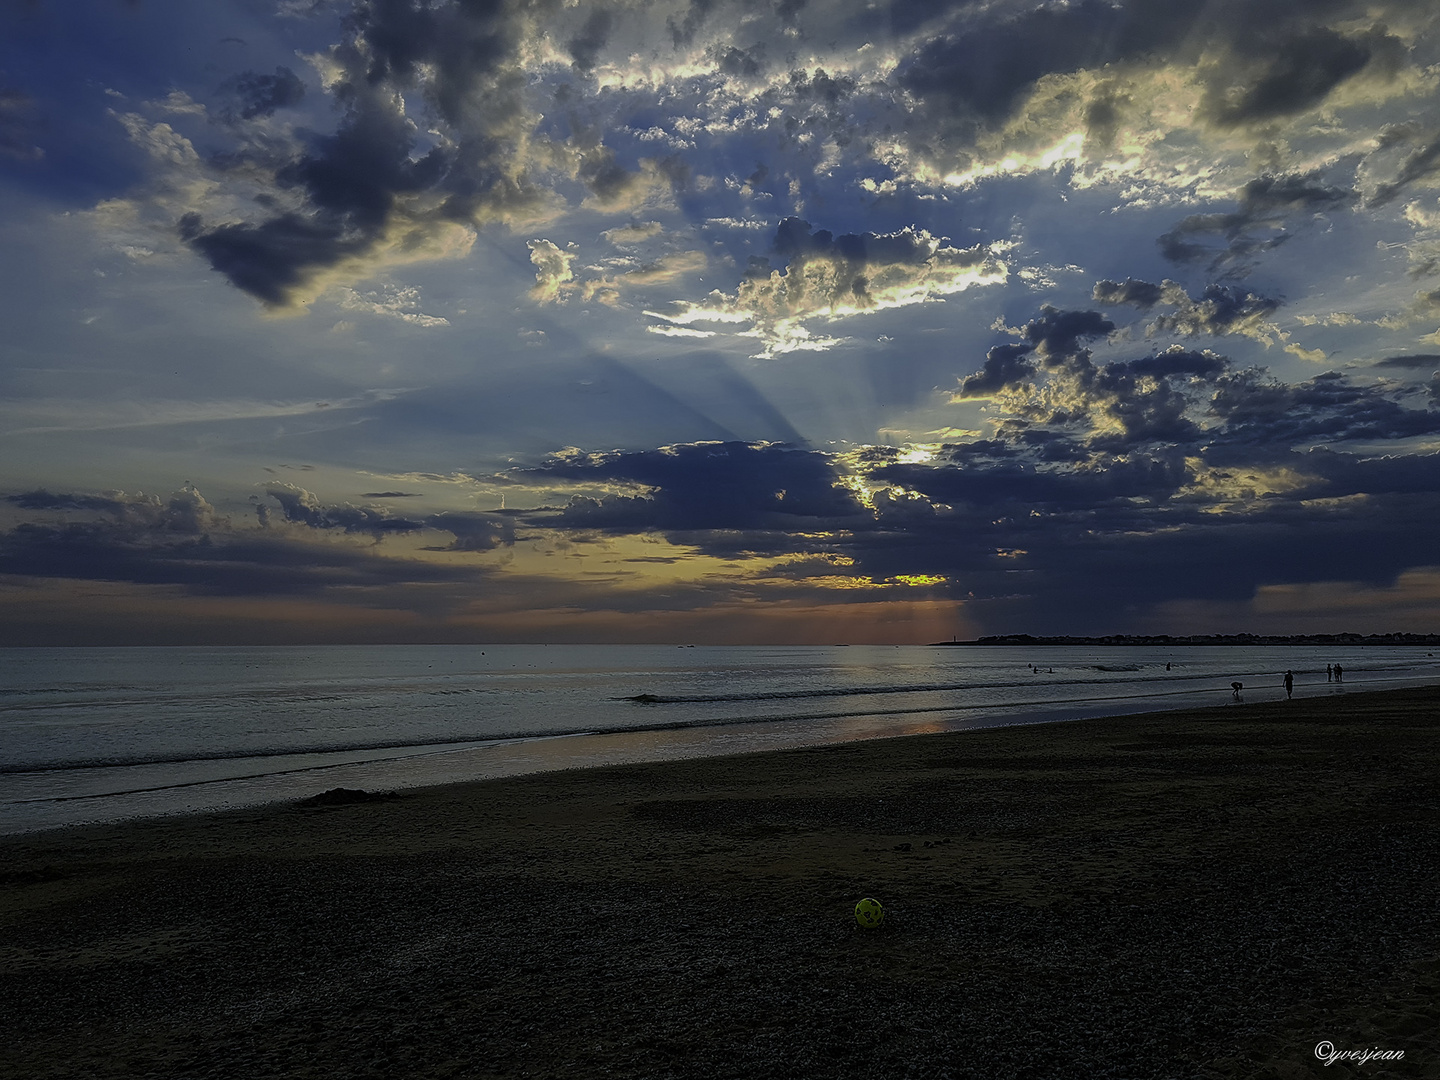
[3,686,1439,1078]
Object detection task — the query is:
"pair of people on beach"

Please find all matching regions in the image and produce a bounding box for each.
[1326,663,1344,682]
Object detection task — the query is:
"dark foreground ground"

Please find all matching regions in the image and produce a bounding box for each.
[2,687,1438,1079]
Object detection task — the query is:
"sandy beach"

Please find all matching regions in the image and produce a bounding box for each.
[2,686,1438,1079]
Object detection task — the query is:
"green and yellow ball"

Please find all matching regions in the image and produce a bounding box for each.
[854,897,885,929]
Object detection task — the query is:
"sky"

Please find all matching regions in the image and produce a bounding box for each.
[2,0,1440,645]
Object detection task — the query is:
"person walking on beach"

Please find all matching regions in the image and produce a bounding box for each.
[1283,670,1293,700]
[1335,664,1343,683]
[1327,664,1333,682]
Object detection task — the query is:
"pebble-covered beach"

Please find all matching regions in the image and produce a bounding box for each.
[2,687,1438,1079]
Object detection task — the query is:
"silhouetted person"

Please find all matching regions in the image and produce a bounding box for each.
[1327,664,1333,682]
[1231,682,1243,700]
[1166,662,1171,671]
[1283,670,1293,699]
[1335,664,1343,682]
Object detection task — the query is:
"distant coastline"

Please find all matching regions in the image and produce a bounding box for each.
[932,633,1440,646]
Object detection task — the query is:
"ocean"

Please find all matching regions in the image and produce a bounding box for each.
[3,643,1437,833]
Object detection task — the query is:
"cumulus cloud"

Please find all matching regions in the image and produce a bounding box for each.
[527,239,578,303]
[8,486,222,533]
[0,488,485,601]
[1199,24,1400,130]
[337,284,449,326]
[648,217,1008,357]
[956,297,1440,466]
[261,484,427,536]
[1095,278,1282,343]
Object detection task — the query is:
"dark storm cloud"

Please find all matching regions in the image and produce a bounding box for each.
[955,343,1035,398]
[179,212,369,306]
[1207,369,1440,447]
[180,0,542,305]
[1020,306,1115,361]
[512,441,863,538]
[1110,349,1229,381]
[223,67,305,121]
[895,0,1202,126]
[955,305,1113,396]
[0,522,469,596]
[1201,25,1394,129]
[1159,173,1354,270]
[889,0,1415,161]
[0,488,481,597]
[956,293,1440,480]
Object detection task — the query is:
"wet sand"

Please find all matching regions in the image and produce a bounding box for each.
[2,686,1438,1079]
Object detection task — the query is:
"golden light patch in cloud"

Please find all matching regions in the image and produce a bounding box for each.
[1284,341,1329,362]
[893,444,944,465]
[1177,458,1314,509]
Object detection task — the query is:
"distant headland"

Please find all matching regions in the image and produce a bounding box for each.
[932,633,1440,646]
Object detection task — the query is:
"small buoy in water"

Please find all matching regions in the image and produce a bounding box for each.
[855,897,885,929]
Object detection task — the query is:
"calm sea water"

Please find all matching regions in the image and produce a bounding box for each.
[3,644,1437,833]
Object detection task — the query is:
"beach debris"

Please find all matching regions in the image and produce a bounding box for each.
[298,787,388,807]
[854,897,885,929]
